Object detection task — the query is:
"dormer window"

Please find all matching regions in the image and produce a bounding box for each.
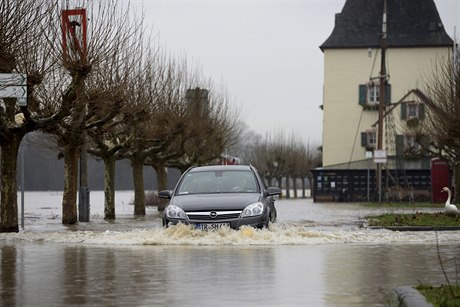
[407,103,418,118]
[401,102,425,120]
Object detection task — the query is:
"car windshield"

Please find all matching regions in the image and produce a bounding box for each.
[177,170,259,195]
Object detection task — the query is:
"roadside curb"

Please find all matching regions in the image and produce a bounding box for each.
[392,286,432,307]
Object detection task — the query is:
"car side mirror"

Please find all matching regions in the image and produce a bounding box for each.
[158,190,173,199]
[266,187,281,196]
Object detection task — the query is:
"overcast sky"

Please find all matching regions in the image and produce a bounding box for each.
[132,0,459,145]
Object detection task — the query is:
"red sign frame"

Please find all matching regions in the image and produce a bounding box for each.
[62,8,87,62]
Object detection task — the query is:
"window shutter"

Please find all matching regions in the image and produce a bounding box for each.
[359,85,367,106]
[384,84,391,105]
[361,132,367,147]
[395,134,404,156]
[418,103,425,120]
[401,102,407,120]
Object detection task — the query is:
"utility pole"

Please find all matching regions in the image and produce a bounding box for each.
[376,0,387,203]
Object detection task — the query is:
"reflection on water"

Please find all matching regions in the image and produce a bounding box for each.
[2,196,460,306]
[1,245,16,306]
[1,242,459,306]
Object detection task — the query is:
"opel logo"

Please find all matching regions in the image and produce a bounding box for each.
[210,211,217,219]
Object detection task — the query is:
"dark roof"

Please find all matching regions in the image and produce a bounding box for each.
[320,0,453,50]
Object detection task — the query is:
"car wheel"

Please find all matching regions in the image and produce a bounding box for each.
[270,207,277,223]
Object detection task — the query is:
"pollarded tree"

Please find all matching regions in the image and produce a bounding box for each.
[84,16,148,220]
[247,132,288,188]
[42,0,140,224]
[166,83,241,173]
[120,49,187,216]
[0,0,72,232]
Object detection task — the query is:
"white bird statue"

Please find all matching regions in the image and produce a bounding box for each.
[441,187,459,216]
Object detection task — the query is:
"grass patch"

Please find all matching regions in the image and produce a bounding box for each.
[358,202,443,208]
[367,212,460,227]
[417,284,460,307]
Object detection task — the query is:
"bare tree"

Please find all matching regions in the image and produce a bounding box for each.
[41,0,140,224]
[162,82,241,174]
[85,14,148,220]
[247,131,321,198]
[0,0,66,232]
[415,55,460,202]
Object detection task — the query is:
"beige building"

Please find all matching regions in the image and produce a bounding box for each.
[320,0,453,168]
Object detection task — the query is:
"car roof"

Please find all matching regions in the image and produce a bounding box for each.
[187,165,252,173]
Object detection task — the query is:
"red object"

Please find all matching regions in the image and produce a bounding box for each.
[62,8,87,62]
[431,158,450,203]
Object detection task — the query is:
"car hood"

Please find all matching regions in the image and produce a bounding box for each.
[171,193,261,211]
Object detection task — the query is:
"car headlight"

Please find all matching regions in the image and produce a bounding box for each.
[241,202,264,217]
[166,205,187,219]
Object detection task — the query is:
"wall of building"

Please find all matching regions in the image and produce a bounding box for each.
[322,46,451,166]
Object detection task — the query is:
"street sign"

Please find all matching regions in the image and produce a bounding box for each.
[0,86,27,98]
[0,73,27,86]
[373,149,387,164]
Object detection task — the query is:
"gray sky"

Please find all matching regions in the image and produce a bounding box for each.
[133,0,459,145]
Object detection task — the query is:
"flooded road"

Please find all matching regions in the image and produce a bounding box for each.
[1,192,459,306]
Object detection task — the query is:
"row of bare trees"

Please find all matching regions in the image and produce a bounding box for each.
[0,0,240,232]
[234,129,322,198]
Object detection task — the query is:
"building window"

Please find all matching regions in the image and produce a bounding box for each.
[359,83,391,108]
[404,134,420,152]
[367,83,380,105]
[361,130,376,149]
[407,103,418,118]
[401,102,425,121]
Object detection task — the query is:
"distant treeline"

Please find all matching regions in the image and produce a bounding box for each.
[13,133,180,191]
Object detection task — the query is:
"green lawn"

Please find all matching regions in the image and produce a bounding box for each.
[417,284,460,307]
[367,212,460,227]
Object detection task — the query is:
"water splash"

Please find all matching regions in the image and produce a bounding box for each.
[2,223,460,246]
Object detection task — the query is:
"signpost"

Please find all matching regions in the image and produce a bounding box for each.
[0,73,27,106]
[0,73,27,85]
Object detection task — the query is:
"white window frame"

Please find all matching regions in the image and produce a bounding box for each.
[406,103,419,119]
[366,130,377,148]
[367,82,380,105]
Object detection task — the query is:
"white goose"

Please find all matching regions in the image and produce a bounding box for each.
[441,187,459,216]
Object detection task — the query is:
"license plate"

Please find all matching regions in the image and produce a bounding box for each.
[195,223,230,231]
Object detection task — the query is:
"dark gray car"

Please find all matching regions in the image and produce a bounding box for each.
[159,165,281,230]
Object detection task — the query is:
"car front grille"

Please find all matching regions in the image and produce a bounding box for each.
[186,211,242,221]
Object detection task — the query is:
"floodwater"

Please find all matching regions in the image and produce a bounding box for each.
[1,192,460,306]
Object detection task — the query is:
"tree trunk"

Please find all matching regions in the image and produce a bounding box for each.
[62,144,79,224]
[266,176,273,187]
[293,176,298,198]
[277,177,282,198]
[302,177,306,198]
[285,176,291,199]
[131,155,145,216]
[0,136,21,232]
[103,154,116,220]
[152,162,168,211]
